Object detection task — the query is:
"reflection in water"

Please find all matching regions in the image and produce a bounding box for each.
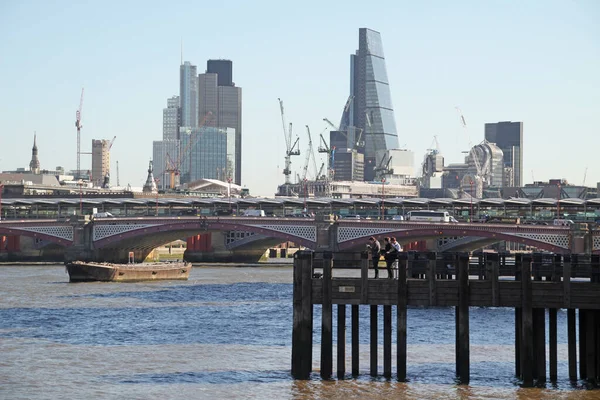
[0,265,597,399]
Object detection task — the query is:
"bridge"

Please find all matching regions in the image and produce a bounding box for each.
[1,215,598,262]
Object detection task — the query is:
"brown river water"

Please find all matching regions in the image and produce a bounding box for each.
[0,265,597,399]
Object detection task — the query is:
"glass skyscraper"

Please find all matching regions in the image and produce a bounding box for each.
[484,121,523,187]
[180,61,198,128]
[179,126,235,184]
[340,28,399,181]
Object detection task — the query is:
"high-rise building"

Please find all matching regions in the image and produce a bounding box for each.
[179,126,235,184]
[91,139,110,187]
[207,59,233,87]
[163,95,180,140]
[339,28,399,181]
[180,61,198,128]
[484,121,523,187]
[198,60,242,185]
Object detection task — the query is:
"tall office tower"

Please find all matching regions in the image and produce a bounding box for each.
[339,28,399,181]
[207,59,233,87]
[179,126,236,183]
[163,95,181,140]
[29,134,40,174]
[91,139,110,187]
[198,59,242,185]
[180,61,198,128]
[152,140,180,190]
[484,121,523,187]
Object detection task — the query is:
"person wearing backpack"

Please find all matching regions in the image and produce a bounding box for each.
[385,237,402,279]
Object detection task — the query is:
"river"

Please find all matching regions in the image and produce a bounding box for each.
[0,264,597,399]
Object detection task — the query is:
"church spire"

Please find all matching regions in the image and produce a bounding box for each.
[29,132,40,174]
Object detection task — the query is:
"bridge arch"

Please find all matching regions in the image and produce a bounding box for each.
[0,226,72,247]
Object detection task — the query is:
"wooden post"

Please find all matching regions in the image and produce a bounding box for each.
[487,253,499,306]
[361,251,369,304]
[292,250,313,379]
[351,305,359,376]
[428,252,436,306]
[515,253,522,378]
[533,308,546,383]
[321,251,333,380]
[586,310,596,384]
[568,308,577,381]
[383,305,392,379]
[520,254,534,387]
[457,252,470,384]
[370,305,378,377]
[397,252,408,382]
[563,254,572,309]
[549,307,558,382]
[580,309,587,379]
[337,304,346,380]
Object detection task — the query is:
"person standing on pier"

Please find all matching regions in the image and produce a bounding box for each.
[385,237,402,279]
[368,236,381,278]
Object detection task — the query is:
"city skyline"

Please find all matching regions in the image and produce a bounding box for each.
[0,1,599,196]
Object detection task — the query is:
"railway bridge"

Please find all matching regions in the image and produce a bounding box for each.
[0,215,599,262]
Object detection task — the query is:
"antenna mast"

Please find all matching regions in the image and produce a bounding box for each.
[75,88,85,180]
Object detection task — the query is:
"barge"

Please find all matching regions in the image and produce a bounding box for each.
[65,261,192,282]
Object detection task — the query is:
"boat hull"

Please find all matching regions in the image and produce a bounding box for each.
[65,262,191,282]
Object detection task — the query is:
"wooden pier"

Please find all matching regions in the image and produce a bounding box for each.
[291,250,600,386]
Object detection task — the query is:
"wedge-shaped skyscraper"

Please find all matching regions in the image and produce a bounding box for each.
[340,28,399,181]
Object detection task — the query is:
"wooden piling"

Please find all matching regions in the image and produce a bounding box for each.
[533,308,546,383]
[520,254,534,387]
[397,252,408,382]
[456,252,470,384]
[383,305,392,379]
[581,309,587,379]
[351,304,359,376]
[568,308,578,381]
[549,307,558,382]
[361,251,369,303]
[337,304,346,379]
[585,310,596,384]
[428,253,436,306]
[292,250,313,379]
[370,305,378,377]
[321,251,333,379]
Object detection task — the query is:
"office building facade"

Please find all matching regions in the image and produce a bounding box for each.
[91,139,110,187]
[163,95,180,140]
[152,140,180,190]
[484,121,523,187]
[339,28,399,181]
[180,61,198,128]
[198,60,242,185]
[180,126,235,184]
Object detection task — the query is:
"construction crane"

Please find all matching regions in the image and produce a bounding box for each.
[108,136,116,151]
[300,126,318,181]
[364,111,393,180]
[323,118,364,150]
[278,98,300,184]
[164,112,213,188]
[116,161,120,187]
[583,166,588,186]
[75,88,84,179]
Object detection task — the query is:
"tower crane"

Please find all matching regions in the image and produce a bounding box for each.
[108,136,116,151]
[75,88,85,179]
[323,118,364,150]
[278,98,300,184]
[365,111,393,180]
[301,125,318,181]
[164,112,213,188]
[116,160,120,187]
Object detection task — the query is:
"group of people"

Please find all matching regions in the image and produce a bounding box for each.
[367,236,402,279]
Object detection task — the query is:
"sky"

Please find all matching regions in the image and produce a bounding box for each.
[1,0,599,197]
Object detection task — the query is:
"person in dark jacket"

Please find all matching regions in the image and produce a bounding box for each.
[367,236,381,278]
[382,237,393,278]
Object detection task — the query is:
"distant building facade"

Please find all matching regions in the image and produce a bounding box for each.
[339,28,399,181]
[180,127,235,183]
[180,61,198,128]
[152,140,180,190]
[91,139,111,187]
[163,95,181,140]
[484,121,523,187]
[197,60,242,185]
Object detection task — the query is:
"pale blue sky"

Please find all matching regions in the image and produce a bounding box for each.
[1,0,598,196]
